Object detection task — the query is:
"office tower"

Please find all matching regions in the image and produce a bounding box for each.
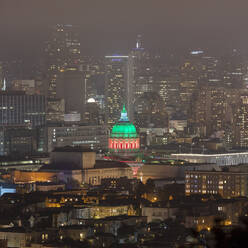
[80,56,105,124]
[104,55,129,125]
[233,91,248,148]
[80,56,105,101]
[179,80,198,115]
[48,125,108,152]
[134,92,168,129]
[190,86,228,137]
[222,49,246,89]
[181,50,221,86]
[129,35,162,121]
[11,80,37,95]
[0,127,36,156]
[45,24,81,98]
[56,68,85,117]
[3,59,24,83]
[158,74,181,114]
[84,100,104,125]
[0,91,46,127]
[0,92,47,155]
[179,50,226,116]
[0,62,3,90]
[46,98,65,123]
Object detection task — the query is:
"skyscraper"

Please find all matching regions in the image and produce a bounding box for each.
[45,24,81,98]
[0,62,4,90]
[233,91,248,148]
[0,91,46,127]
[56,68,85,116]
[190,86,228,137]
[104,55,129,125]
[128,35,159,120]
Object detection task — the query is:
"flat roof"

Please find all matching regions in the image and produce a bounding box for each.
[171,152,248,157]
[52,146,95,153]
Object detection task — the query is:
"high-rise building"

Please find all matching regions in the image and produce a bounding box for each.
[104,55,129,125]
[11,80,45,95]
[80,56,105,101]
[0,91,46,127]
[190,86,228,137]
[129,36,154,116]
[56,68,85,116]
[0,91,47,155]
[0,127,39,156]
[158,74,181,114]
[48,125,108,152]
[84,100,104,125]
[45,24,81,98]
[0,62,4,90]
[233,91,248,148]
[134,92,168,129]
[46,98,65,123]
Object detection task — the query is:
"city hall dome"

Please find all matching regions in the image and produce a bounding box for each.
[109,105,140,154]
[110,105,138,138]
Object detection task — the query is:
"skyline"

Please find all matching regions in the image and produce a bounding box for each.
[1,0,248,59]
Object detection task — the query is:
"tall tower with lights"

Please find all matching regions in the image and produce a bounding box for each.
[45,24,81,98]
[105,55,129,125]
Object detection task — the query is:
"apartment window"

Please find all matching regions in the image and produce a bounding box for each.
[80,233,84,241]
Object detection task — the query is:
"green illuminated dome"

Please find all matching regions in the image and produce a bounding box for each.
[111,105,138,138]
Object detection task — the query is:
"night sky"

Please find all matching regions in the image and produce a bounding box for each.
[1,0,248,59]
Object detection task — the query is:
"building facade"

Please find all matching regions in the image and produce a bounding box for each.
[48,125,108,152]
[105,55,129,125]
[45,24,81,98]
[109,106,140,156]
[185,170,248,198]
[0,91,46,127]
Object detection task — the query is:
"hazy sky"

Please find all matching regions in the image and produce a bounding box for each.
[1,0,248,59]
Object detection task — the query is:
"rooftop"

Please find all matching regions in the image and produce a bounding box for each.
[94,160,130,169]
[40,162,81,171]
[52,146,95,153]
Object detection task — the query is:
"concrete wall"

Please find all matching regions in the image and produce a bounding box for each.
[50,152,83,168]
[82,152,96,169]
[50,151,96,169]
[137,164,185,183]
[83,167,133,185]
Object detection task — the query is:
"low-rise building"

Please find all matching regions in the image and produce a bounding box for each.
[83,161,133,185]
[142,206,178,223]
[0,228,31,248]
[9,148,133,187]
[185,170,248,198]
[171,152,248,166]
[48,125,108,152]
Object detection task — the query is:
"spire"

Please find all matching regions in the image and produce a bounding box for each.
[135,34,143,49]
[2,78,6,91]
[119,105,129,122]
[122,105,127,113]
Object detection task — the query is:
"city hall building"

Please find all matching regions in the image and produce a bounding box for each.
[109,105,140,156]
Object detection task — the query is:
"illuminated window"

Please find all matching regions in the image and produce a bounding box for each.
[80,233,84,241]
[218,206,223,211]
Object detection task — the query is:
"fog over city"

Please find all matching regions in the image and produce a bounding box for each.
[1,1,248,248]
[1,0,248,58]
